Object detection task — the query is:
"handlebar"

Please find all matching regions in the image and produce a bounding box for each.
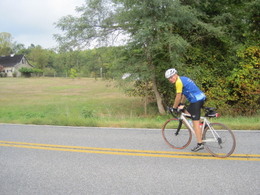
[167,106,184,119]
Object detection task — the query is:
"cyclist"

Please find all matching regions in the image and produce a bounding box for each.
[165,68,206,152]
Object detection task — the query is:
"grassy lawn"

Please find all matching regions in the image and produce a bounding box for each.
[0,77,259,130]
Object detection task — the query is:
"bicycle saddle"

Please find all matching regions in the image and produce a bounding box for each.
[204,107,216,111]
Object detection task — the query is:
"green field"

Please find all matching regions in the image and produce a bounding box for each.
[0,78,259,130]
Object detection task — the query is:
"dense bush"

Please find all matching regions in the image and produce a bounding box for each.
[207,46,260,115]
[19,67,43,77]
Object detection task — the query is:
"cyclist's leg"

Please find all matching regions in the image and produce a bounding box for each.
[193,120,202,143]
[187,100,205,151]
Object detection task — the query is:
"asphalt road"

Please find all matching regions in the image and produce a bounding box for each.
[0,124,259,195]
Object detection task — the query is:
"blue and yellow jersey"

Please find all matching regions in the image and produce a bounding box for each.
[175,76,206,103]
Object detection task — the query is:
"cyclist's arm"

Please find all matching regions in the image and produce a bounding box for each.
[180,96,186,104]
[173,93,182,108]
[173,77,184,108]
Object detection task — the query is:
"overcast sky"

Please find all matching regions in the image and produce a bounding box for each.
[0,0,84,49]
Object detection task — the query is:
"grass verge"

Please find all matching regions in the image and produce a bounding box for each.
[0,77,259,130]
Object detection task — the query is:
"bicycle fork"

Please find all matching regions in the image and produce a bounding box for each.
[175,120,183,136]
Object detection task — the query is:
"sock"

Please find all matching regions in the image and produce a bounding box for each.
[198,143,203,146]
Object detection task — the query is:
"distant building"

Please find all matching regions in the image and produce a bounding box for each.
[0,54,33,77]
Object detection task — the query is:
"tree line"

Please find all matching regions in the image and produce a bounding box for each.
[0,34,117,78]
[0,0,259,116]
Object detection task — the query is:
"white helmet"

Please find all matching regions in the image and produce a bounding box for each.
[165,68,177,79]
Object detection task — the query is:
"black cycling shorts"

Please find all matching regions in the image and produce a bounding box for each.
[187,100,205,121]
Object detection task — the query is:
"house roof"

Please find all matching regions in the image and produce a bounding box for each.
[0,55,25,67]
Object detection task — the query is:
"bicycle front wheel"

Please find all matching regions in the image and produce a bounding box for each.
[203,123,236,158]
[162,118,192,149]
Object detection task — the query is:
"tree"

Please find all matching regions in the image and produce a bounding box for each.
[0,32,13,55]
[27,46,49,69]
[55,0,220,114]
[179,0,260,115]
[12,43,26,54]
[54,0,259,115]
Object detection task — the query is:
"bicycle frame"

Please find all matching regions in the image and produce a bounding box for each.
[178,112,220,144]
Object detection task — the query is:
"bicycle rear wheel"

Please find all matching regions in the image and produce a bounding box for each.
[203,123,236,158]
[162,118,192,149]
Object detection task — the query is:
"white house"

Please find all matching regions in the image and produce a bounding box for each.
[0,54,33,77]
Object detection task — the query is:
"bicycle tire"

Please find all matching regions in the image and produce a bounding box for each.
[203,123,236,158]
[162,118,192,149]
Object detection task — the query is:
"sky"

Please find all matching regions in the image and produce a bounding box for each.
[0,0,84,49]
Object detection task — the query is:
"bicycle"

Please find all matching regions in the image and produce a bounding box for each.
[162,107,236,158]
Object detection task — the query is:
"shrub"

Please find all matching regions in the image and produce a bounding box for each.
[19,67,43,77]
[69,68,78,79]
[225,46,260,115]
[205,46,259,116]
[19,67,34,77]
